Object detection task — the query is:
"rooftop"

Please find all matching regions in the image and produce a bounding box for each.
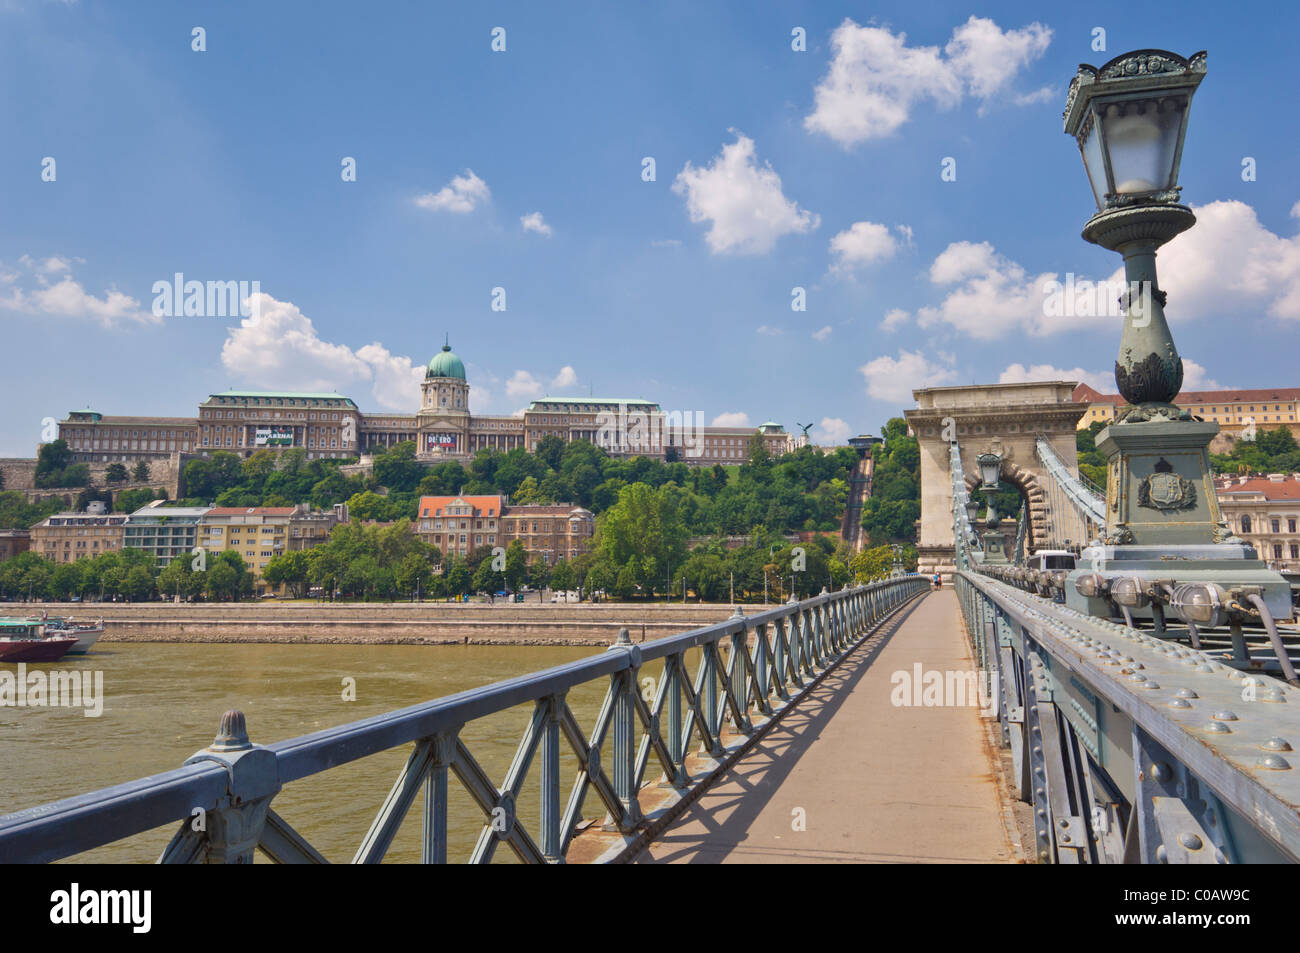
[1216,474,1300,500]
[1074,383,1300,406]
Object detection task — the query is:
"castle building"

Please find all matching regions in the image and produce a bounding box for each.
[55,338,792,467]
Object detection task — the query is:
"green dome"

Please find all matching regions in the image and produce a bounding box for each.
[426,342,466,381]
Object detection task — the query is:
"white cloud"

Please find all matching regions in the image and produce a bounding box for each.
[999,362,1112,392]
[712,411,751,427]
[756,325,783,336]
[805,16,1051,145]
[944,16,1052,100]
[0,255,154,327]
[414,170,490,214]
[916,201,1300,343]
[552,366,578,389]
[880,308,910,332]
[1107,200,1300,324]
[917,240,1062,340]
[829,221,902,273]
[220,292,420,411]
[505,369,543,400]
[815,417,851,444]
[672,133,820,255]
[1181,358,1228,392]
[520,211,553,236]
[860,349,956,403]
[812,325,832,341]
[997,359,1226,395]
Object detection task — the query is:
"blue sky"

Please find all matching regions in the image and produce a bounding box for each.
[2,0,1298,456]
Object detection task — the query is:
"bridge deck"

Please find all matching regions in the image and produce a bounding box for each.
[635,590,1020,863]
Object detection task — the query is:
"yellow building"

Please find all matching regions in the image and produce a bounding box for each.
[1073,384,1300,441]
[199,506,294,593]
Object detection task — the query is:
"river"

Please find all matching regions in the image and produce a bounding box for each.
[0,639,675,863]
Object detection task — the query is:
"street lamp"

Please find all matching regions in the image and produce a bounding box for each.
[976,452,1001,490]
[1064,50,1205,413]
[1060,49,1292,623]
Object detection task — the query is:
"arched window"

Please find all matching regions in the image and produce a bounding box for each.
[1241,515,1252,534]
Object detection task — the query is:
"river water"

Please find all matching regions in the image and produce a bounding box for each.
[0,639,676,863]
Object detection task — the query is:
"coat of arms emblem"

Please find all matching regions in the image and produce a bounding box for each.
[1137,458,1196,511]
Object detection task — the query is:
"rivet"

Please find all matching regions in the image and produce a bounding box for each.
[1175,688,1198,699]
[1168,698,1192,709]
[1212,711,1239,722]
[1257,755,1292,771]
[1179,832,1203,851]
[1150,762,1172,781]
[1204,722,1232,734]
[1263,737,1293,752]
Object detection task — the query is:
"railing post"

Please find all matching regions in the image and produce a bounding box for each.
[162,710,280,864]
[422,731,454,864]
[729,606,752,732]
[607,628,642,829]
[665,653,687,786]
[539,694,563,863]
[702,635,724,757]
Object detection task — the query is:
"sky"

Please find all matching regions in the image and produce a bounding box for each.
[2,0,1298,456]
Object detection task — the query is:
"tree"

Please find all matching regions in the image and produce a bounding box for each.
[123,565,156,602]
[35,440,73,488]
[444,557,471,598]
[132,460,152,483]
[395,551,434,599]
[550,559,576,597]
[105,463,129,484]
[473,557,502,595]
[504,539,527,591]
[263,550,310,598]
[528,555,550,590]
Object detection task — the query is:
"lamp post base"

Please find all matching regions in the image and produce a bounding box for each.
[1064,416,1292,621]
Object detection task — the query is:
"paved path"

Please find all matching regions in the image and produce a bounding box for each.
[636,590,1017,863]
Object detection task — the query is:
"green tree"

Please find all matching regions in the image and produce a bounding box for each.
[35,440,73,488]
[105,463,129,484]
[132,460,152,483]
[444,557,471,597]
[504,539,527,591]
[550,559,576,597]
[528,555,550,590]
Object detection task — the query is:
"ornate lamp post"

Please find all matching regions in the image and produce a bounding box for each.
[981,500,1008,564]
[1062,49,1292,624]
[976,452,1002,491]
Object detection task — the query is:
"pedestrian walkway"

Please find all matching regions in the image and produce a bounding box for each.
[635,590,1017,863]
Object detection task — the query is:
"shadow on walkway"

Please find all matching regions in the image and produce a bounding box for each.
[636,593,930,864]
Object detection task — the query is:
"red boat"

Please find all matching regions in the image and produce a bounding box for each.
[0,619,79,663]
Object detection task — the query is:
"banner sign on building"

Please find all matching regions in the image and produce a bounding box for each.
[255,427,295,447]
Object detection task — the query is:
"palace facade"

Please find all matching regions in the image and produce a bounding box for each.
[56,340,792,466]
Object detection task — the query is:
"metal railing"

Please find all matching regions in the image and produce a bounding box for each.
[0,577,928,864]
[955,569,1300,863]
[1035,435,1106,535]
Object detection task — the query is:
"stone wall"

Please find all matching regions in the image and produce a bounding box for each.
[21,600,740,645]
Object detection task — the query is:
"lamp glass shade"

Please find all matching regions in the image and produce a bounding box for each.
[979,460,1000,489]
[1079,116,1109,210]
[1099,98,1183,197]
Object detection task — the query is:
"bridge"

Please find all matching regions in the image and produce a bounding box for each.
[5,546,1300,863]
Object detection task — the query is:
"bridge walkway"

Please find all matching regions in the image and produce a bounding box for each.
[635,590,1020,864]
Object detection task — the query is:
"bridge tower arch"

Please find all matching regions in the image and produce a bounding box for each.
[904,381,1090,580]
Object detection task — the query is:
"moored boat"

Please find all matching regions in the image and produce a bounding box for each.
[0,618,79,663]
[40,617,105,655]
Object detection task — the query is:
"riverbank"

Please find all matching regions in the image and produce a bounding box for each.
[16,601,742,646]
